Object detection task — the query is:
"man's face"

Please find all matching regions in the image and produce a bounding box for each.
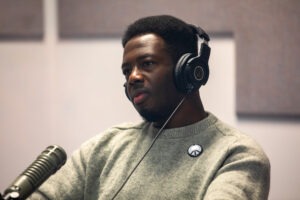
[122,34,183,124]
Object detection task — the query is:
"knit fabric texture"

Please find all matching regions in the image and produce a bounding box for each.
[29,113,270,199]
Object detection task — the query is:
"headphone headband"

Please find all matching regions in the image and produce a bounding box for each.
[189,24,210,42]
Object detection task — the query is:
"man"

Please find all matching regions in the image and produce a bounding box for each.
[29,15,270,199]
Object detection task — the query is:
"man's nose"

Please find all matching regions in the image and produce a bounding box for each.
[128,66,143,84]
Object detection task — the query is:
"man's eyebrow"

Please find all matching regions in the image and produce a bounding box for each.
[121,54,155,68]
[136,54,156,61]
[121,62,130,69]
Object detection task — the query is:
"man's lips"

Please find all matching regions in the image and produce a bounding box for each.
[131,89,149,105]
[133,92,148,104]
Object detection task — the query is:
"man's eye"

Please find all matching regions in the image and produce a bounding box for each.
[122,69,131,76]
[141,61,155,68]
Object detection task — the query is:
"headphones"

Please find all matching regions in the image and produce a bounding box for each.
[174,25,210,93]
[124,25,210,99]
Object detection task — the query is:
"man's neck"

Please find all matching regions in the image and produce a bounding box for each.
[154,93,207,129]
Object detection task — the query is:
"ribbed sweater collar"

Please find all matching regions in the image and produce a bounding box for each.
[148,112,217,139]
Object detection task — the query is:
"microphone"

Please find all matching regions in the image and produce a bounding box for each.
[1,145,67,200]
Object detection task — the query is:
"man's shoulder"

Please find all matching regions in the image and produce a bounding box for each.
[110,121,146,131]
[209,113,255,143]
[78,121,148,151]
[208,113,269,162]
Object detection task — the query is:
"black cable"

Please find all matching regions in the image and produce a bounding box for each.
[111,96,186,199]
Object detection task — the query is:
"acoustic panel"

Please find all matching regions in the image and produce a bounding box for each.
[0,0,43,39]
[234,1,300,117]
[58,0,300,117]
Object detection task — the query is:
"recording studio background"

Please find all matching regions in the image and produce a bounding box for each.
[0,0,299,199]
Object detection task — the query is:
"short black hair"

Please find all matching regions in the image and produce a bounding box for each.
[121,15,198,64]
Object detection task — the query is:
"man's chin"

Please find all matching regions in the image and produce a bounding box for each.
[137,109,164,123]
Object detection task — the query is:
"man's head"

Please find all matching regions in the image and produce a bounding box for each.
[121,15,208,126]
[122,15,198,65]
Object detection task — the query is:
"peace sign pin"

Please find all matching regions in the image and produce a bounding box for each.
[188,144,203,157]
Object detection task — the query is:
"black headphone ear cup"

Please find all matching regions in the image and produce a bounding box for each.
[188,57,209,89]
[174,53,193,93]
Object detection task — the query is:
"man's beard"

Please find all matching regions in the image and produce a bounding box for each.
[137,108,168,123]
[136,105,176,124]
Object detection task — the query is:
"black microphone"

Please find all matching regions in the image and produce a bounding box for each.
[2,145,67,200]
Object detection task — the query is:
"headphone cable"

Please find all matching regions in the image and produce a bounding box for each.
[111,96,186,200]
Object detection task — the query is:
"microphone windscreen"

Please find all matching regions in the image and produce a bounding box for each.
[3,145,67,200]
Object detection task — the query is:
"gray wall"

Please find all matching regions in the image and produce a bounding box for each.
[57,0,300,117]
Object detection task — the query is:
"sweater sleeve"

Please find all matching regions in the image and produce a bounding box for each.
[203,137,271,200]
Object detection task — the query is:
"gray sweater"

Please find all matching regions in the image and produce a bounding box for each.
[30,113,270,199]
